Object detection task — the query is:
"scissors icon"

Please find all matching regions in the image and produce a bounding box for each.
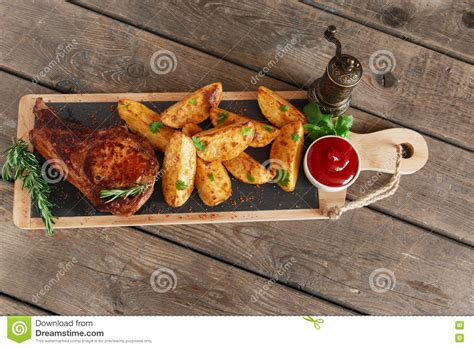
[303,316,324,330]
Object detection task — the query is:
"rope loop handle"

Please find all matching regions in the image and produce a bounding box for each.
[325,145,403,219]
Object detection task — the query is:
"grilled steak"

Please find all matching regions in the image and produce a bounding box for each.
[30,98,159,216]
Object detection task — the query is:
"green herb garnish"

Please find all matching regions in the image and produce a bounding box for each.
[241,127,252,137]
[208,173,215,182]
[2,139,56,235]
[100,184,149,203]
[303,101,353,141]
[279,105,289,112]
[188,98,197,106]
[262,124,273,132]
[291,133,300,142]
[216,112,229,125]
[192,136,205,151]
[149,121,164,133]
[246,172,255,183]
[334,113,353,138]
[176,180,188,190]
[277,169,290,187]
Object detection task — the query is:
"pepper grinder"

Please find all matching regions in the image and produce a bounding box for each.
[308,25,363,115]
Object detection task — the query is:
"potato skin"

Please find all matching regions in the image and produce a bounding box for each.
[160,82,222,128]
[182,123,232,206]
[269,121,304,192]
[257,86,306,128]
[162,132,196,207]
[117,99,174,152]
[223,152,273,184]
[195,160,232,206]
[209,107,279,148]
[194,121,255,162]
[181,123,203,137]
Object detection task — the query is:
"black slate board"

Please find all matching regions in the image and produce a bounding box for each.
[31,98,318,218]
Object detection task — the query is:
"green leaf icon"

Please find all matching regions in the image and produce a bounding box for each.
[303,315,324,330]
[7,316,32,343]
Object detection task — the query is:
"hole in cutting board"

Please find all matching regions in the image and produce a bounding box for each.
[400,143,414,159]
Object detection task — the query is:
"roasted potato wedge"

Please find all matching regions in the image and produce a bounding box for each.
[160,82,222,128]
[162,132,196,207]
[193,121,255,162]
[269,121,304,192]
[182,123,232,206]
[257,86,306,128]
[195,160,232,206]
[181,123,203,137]
[223,152,273,185]
[117,99,174,152]
[209,107,279,148]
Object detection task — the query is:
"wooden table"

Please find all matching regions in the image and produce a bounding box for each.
[0,0,472,315]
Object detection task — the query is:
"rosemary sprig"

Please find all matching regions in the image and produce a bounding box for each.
[2,138,56,235]
[100,184,149,203]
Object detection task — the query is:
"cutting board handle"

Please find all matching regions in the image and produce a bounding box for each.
[350,128,428,175]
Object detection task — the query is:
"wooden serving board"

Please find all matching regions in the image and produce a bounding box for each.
[13,91,428,230]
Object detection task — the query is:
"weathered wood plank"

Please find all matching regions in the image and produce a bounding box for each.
[349,108,474,245]
[73,0,474,149]
[0,71,56,168]
[0,181,352,315]
[141,211,474,315]
[0,0,289,94]
[0,294,50,315]
[304,0,474,63]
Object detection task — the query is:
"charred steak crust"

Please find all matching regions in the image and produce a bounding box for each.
[30,98,159,216]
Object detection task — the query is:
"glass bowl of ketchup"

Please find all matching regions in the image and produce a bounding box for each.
[304,135,361,192]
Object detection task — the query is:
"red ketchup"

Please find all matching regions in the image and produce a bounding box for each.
[307,137,359,187]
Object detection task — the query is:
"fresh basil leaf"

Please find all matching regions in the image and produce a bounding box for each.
[338,129,351,139]
[208,173,215,182]
[279,105,289,112]
[319,114,334,130]
[304,101,333,126]
[303,101,320,124]
[303,123,319,132]
[188,98,197,106]
[308,126,330,141]
[334,115,353,135]
[192,136,205,151]
[149,121,164,133]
